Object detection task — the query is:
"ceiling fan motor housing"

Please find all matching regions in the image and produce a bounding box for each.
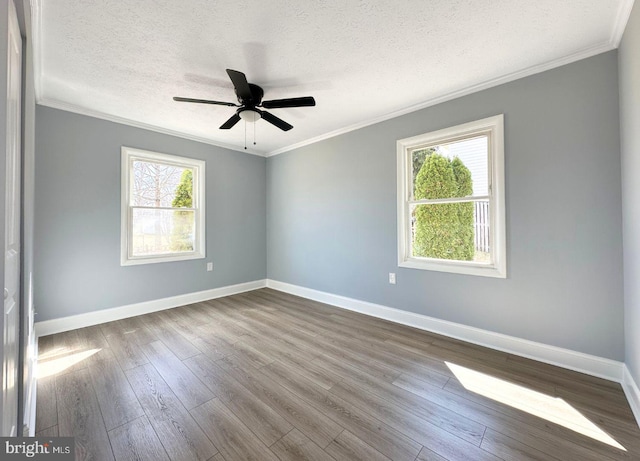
[240,83,264,106]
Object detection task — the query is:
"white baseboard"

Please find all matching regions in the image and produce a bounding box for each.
[266,279,624,383]
[623,365,640,427]
[35,279,267,337]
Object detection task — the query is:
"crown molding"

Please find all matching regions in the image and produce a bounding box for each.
[265,41,614,157]
[37,98,265,157]
[610,0,636,47]
[30,0,42,101]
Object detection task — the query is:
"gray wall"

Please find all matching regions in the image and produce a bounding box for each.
[34,106,266,322]
[267,51,624,360]
[620,2,640,384]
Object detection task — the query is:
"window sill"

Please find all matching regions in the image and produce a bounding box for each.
[121,251,205,266]
[399,258,506,278]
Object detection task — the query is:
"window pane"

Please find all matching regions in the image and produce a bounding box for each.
[132,160,193,208]
[411,200,490,263]
[131,208,195,256]
[411,135,488,200]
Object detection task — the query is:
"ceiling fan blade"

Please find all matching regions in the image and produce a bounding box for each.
[219,113,241,129]
[173,96,238,107]
[261,110,293,131]
[226,69,253,101]
[261,96,316,109]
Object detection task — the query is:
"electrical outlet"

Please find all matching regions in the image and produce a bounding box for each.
[207,262,213,271]
[389,272,396,284]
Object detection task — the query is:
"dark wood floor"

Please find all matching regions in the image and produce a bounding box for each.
[36,288,640,461]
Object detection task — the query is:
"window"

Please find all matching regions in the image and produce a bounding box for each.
[121,147,205,265]
[397,115,506,278]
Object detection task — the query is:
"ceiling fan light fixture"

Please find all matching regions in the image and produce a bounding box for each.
[239,109,261,123]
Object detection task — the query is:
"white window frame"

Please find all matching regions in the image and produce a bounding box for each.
[397,114,506,278]
[121,146,206,266]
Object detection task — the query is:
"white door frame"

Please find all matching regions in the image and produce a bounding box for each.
[1,0,22,437]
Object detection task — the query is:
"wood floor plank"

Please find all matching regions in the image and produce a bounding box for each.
[108,416,170,461]
[414,426,500,461]
[507,353,626,395]
[167,304,213,329]
[231,339,275,368]
[256,358,422,461]
[216,354,344,449]
[35,375,57,433]
[415,447,448,461]
[125,363,218,461]
[36,425,59,438]
[442,376,633,460]
[73,325,113,366]
[51,330,90,375]
[183,354,293,446]
[189,336,234,362]
[88,354,145,430]
[555,383,637,425]
[270,429,336,461]
[190,299,228,317]
[38,335,55,356]
[329,379,485,447]
[314,351,430,395]
[183,354,243,402]
[249,309,321,342]
[101,316,160,346]
[141,311,201,360]
[382,338,457,378]
[251,339,342,390]
[106,331,149,371]
[286,330,402,383]
[222,387,294,447]
[324,430,392,461]
[480,428,561,461]
[98,320,124,338]
[193,320,249,347]
[190,398,281,461]
[571,405,640,454]
[321,329,451,388]
[141,340,214,410]
[394,373,624,461]
[309,355,485,446]
[56,368,114,461]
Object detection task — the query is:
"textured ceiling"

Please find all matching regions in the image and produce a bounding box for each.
[35,0,633,156]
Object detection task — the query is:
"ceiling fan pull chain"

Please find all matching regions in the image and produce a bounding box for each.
[254,121,257,146]
[244,121,247,150]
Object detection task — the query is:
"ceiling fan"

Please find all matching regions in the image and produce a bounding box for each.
[173,69,316,132]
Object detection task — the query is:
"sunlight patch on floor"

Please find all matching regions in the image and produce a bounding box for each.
[446,361,626,451]
[38,349,101,379]
[37,346,74,361]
